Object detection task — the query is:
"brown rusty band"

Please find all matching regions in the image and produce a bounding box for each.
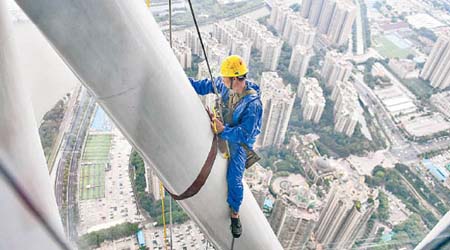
[166,134,218,200]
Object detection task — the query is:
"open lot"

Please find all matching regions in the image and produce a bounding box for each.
[374,35,415,59]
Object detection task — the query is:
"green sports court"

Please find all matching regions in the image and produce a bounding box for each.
[374,35,415,59]
[79,134,112,200]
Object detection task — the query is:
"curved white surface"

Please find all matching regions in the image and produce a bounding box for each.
[0,1,66,249]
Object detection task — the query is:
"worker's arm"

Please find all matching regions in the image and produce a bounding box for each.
[188,77,224,95]
[219,101,262,147]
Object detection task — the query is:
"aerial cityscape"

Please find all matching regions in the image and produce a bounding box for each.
[2,0,450,249]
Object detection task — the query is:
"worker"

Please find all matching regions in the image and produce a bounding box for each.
[188,55,263,238]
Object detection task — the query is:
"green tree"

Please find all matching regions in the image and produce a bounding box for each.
[78,222,140,249]
[393,214,427,245]
[377,191,390,222]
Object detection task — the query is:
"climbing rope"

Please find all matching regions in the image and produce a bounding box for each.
[186,0,219,99]
[186,0,230,160]
[168,1,174,249]
[185,2,234,246]
[168,196,173,250]
[160,181,168,250]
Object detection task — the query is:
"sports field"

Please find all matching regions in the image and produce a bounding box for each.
[79,134,112,200]
[374,35,414,59]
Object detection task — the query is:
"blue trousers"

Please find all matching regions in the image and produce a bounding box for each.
[227,143,247,213]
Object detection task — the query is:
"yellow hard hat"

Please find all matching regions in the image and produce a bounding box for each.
[220,55,248,77]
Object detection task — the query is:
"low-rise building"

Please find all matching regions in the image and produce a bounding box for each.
[388,58,418,79]
[423,159,450,183]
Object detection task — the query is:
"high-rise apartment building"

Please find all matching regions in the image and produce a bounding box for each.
[298,78,326,123]
[211,22,252,65]
[204,37,228,67]
[301,0,356,46]
[283,13,316,48]
[301,0,313,18]
[315,183,378,250]
[420,35,450,89]
[261,37,283,71]
[270,198,318,250]
[270,3,290,34]
[231,39,252,66]
[308,0,325,27]
[236,16,283,70]
[185,29,204,56]
[334,104,359,136]
[271,2,316,49]
[172,39,192,69]
[236,16,261,48]
[289,45,313,79]
[331,81,358,107]
[212,22,233,48]
[317,0,336,34]
[321,51,353,88]
[326,0,357,46]
[257,72,295,148]
[331,80,360,136]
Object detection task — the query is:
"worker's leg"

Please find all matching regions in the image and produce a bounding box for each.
[226,144,247,213]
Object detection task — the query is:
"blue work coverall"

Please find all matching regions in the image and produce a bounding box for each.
[189,77,263,213]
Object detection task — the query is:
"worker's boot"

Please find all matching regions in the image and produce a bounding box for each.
[230,217,242,238]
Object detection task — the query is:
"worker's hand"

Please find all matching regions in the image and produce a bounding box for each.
[211,117,224,134]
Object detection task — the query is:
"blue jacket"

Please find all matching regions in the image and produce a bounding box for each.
[188,77,263,149]
[189,76,263,213]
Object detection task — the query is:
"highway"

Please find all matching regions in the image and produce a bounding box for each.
[54,89,88,209]
[48,85,81,175]
[66,96,95,241]
[53,87,95,241]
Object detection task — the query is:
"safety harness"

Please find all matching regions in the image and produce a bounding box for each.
[222,88,261,169]
[167,85,261,201]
